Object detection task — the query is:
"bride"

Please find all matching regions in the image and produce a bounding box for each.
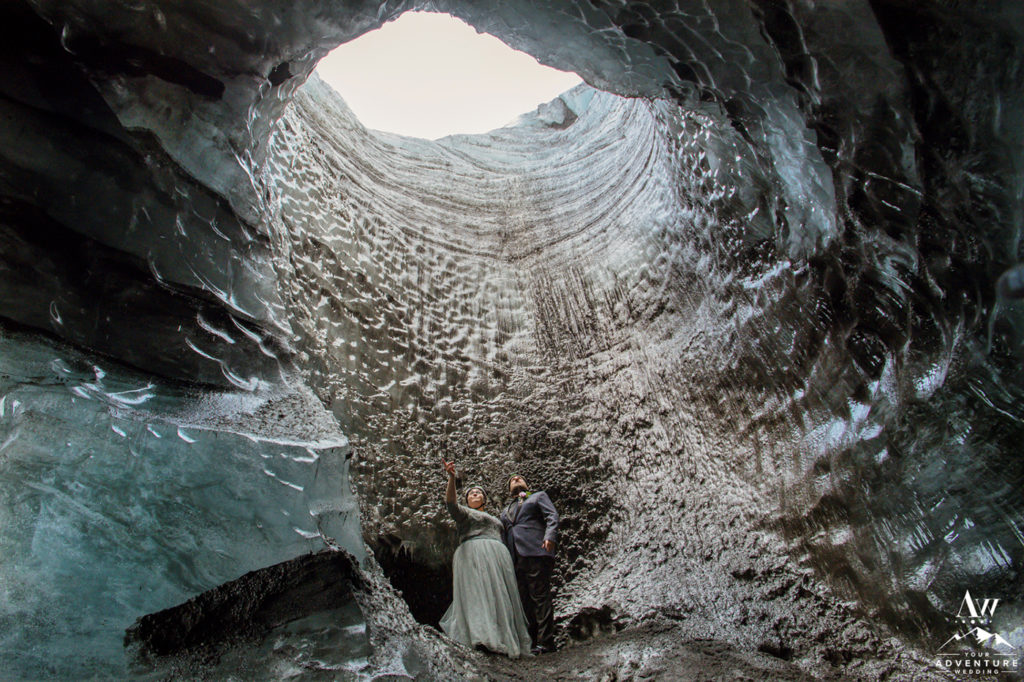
[438,459,532,657]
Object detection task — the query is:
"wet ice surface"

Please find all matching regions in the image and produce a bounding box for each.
[0,329,361,678]
[133,603,373,681]
[225,606,371,680]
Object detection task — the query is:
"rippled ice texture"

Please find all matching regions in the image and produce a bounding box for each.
[262,20,1024,669]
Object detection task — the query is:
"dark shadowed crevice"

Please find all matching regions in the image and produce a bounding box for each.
[63,35,225,99]
[373,534,453,628]
[124,552,364,663]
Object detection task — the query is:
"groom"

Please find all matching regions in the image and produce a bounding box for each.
[500,474,559,654]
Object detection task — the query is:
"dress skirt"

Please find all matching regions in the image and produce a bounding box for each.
[439,536,533,657]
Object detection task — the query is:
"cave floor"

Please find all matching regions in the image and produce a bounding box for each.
[465,617,948,681]
[473,620,826,681]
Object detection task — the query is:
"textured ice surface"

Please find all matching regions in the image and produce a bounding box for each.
[0,328,359,678]
[0,0,1022,678]
[123,552,373,679]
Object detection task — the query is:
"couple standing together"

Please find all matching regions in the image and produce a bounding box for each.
[439,459,558,658]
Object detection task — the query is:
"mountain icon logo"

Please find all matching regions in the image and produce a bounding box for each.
[940,627,1016,653]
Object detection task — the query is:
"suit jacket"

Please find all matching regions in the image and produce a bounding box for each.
[500,490,559,558]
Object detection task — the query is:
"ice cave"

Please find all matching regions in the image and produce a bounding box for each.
[0,0,1022,679]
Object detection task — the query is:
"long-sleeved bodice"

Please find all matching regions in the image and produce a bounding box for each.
[446,502,504,544]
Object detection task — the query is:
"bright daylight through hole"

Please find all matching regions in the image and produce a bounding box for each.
[315,12,582,140]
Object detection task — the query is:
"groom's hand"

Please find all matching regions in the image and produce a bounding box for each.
[542,540,554,553]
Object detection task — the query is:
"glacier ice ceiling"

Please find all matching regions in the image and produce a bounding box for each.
[0,0,1022,678]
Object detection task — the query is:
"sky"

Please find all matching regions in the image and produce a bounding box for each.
[315,12,582,140]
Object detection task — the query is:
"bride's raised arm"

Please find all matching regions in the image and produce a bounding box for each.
[441,458,466,522]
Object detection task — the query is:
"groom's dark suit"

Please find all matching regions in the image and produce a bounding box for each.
[501,491,559,651]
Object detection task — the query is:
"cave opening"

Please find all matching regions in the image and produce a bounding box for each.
[314,11,582,140]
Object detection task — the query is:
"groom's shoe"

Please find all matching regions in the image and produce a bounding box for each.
[531,645,556,655]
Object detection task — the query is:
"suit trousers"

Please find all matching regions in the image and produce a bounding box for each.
[514,554,555,649]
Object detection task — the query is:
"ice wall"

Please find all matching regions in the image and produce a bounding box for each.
[0,0,1021,678]
[0,327,359,677]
